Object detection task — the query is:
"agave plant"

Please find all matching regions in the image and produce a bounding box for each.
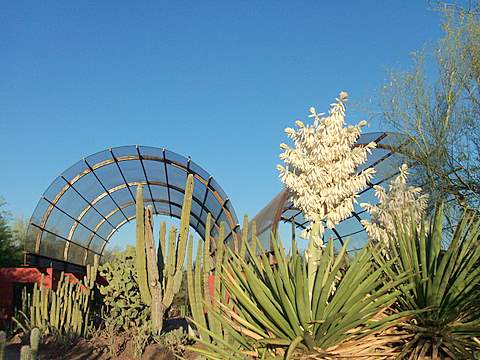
[189,231,410,359]
[372,204,480,359]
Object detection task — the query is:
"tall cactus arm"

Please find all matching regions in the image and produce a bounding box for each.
[158,221,167,286]
[215,223,225,303]
[203,214,212,305]
[162,227,178,308]
[135,185,152,306]
[186,234,207,341]
[240,215,249,260]
[175,174,194,273]
[251,221,257,256]
[144,205,164,334]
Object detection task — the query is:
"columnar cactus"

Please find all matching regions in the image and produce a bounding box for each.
[0,330,5,360]
[20,345,31,360]
[187,216,256,345]
[135,174,194,334]
[20,256,99,337]
[30,328,40,360]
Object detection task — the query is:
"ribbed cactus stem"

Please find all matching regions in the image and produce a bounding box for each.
[203,214,212,304]
[135,185,152,306]
[240,215,249,260]
[251,220,257,256]
[144,205,164,334]
[175,174,194,274]
[30,328,40,360]
[20,345,31,360]
[158,221,166,286]
[0,330,6,360]
[215,223,225,302]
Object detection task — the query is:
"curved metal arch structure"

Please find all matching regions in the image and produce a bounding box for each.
[26,146,239,268]
[251,132,410,252]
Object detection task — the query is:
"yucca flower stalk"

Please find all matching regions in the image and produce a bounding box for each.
[277,92,376,299]
[361,164,429,248]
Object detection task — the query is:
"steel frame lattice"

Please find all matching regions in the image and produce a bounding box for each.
[26,145,239,267]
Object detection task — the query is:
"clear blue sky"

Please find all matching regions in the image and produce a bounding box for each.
[0,1,455,248]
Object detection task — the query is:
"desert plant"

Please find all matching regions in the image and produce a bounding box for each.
[29,328,40,360]
[13,256,99,337]
[20,345,31,360]
[361,164,429,247]
[277,92,377,300]
[373,203,480,358]
[98,246,150,331]
[132,322,151,358]
[153,328,189,356]
[188,229,410,359]
[135,174,194,334]
[0,330,5,360]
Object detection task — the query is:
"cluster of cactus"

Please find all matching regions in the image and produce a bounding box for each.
[19,327,40,360]
[135,174,194,334]
[23,257,98,337]
[98,246,150,330]
[186,214,257,354]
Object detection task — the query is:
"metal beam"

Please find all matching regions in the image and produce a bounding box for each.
[162,148,173,216]
[109,148,136,203]
[136,146,158,214]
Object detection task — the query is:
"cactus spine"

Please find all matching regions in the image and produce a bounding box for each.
[0,330,5,360]
[30,328,40,360]
[135,174,194,334]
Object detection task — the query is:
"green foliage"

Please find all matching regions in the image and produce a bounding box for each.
[15,257,98,337]
[373,203,480,358]
[153,328,189,356]
[98,246,150,331]
[135,174,194,334]
[0,200,22,267]
[379,6,480,213]
[187,217,264,359]
[132,322,151,358]
[187,221,409,359]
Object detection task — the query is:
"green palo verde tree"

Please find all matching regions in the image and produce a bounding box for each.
[135,174,194,334]
[372,203,480,359]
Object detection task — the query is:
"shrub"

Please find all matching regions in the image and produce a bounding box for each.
[373,204,480,358]
[98,246,150,331]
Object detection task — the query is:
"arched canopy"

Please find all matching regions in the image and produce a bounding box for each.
[251,132,409,252]
[26,146,239,268]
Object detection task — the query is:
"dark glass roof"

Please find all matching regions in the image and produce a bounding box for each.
[26,146,239,266]
[251,132,409,251]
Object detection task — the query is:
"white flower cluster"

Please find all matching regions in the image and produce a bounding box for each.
[360,164,429,246]
[277,92,376,244]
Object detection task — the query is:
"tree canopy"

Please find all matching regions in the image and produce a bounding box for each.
[0,199,23,267]
[379,3,480,218]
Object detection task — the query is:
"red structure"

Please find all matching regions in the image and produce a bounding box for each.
[0,266,84,328]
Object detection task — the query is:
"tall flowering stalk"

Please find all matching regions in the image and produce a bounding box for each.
[277,92,376,298]
[361,164,428,247]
